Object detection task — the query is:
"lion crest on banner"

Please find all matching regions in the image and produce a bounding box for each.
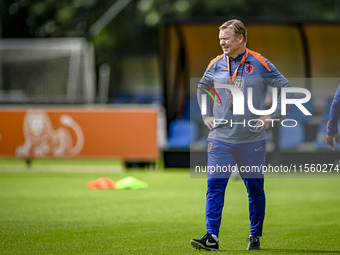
[16,109,84,158]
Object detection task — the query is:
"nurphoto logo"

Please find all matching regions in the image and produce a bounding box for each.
[200,83,311,128]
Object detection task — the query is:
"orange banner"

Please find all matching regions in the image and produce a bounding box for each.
[0,107,159,160]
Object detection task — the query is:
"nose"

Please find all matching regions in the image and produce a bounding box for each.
[220,39,225,45]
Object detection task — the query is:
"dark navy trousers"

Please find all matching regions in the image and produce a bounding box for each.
[206,138,266,237]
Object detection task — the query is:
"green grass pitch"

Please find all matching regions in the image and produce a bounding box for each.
[0,162,340,254]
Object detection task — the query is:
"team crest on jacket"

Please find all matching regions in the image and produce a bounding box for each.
[245,64,254,74]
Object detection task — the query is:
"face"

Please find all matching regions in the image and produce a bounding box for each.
[219,27,243,58]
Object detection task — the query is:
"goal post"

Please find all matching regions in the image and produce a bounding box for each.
[0,38,96,104]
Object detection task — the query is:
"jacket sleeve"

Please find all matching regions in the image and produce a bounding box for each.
[197,62,216,117]
[264,59,293,118]
[327,84,340,135]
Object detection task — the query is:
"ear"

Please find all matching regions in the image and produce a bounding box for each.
[237,34,244,43]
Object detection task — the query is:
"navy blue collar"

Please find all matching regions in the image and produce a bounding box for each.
[225,51,246,61]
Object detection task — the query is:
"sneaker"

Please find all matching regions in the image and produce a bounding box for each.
[190,234,219,251]
[247,235,260,250]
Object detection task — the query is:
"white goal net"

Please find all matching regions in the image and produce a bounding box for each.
[0,38,96,104]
